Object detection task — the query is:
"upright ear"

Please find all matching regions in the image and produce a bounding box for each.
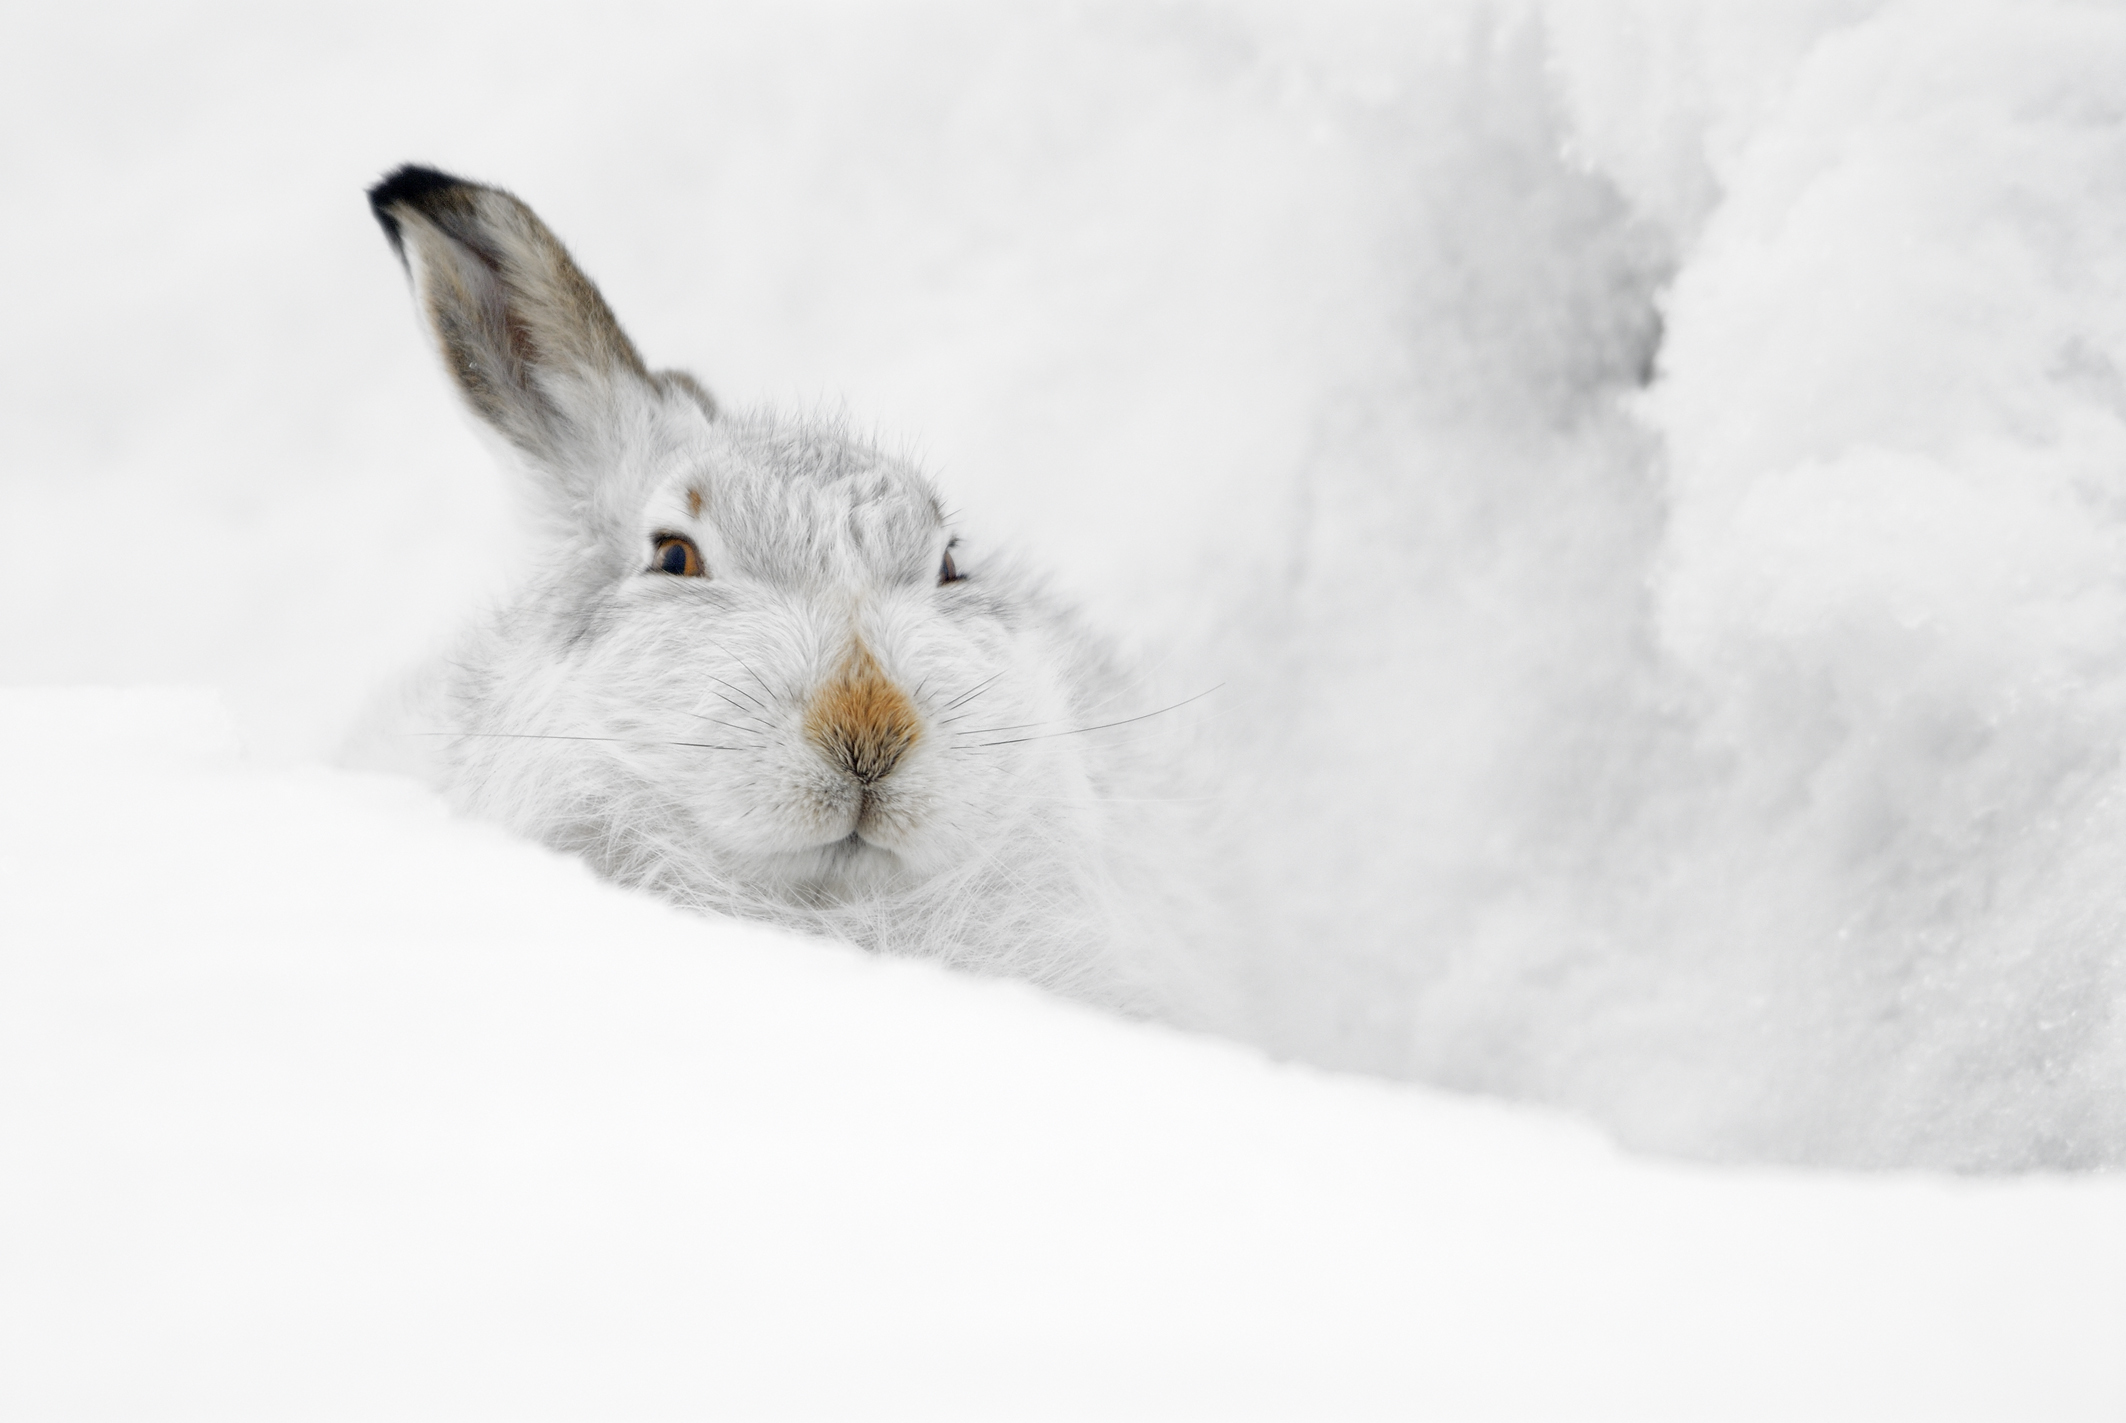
[368,165,711,499]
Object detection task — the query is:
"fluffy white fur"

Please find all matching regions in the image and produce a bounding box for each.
[369,166,1194,1011]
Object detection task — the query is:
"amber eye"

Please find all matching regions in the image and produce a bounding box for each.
[651,534,703,577]
[938,539,965,585]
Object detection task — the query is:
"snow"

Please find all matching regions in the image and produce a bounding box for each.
[8,0,2126,1407]
[4,688,2124,1417]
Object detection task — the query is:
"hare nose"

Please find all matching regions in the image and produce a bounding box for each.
[803,641,921,785]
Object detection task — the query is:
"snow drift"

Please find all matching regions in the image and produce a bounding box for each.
[5,688,2124,1417]
[1215,0,2126,1168]
[5,0,2126,1179]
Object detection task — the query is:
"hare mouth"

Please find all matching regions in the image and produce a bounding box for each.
[808,831,904,885]
[821,828,892,858]
[795,791,907,868]
[837,829,900,857]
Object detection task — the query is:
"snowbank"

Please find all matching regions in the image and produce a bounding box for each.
[4,688,2124,1418]
[5,0,2126,1176]
[9,5,2126,1397]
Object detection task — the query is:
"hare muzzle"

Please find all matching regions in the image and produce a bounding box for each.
[804,641,921,791]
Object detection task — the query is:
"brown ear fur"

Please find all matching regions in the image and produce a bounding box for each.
[368,165,662,464]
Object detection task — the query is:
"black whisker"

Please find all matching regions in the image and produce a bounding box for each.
[938,670,1006,712]
[408,731,747,752]
[730,652,781,704]
[961,685,1222,748]
[704,672,769,714]
[686,633,786,708]
[692,690,779,732]
[690,715,772,737]
[933,699,999,727]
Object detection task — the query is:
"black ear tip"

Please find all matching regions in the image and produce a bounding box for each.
[366,163,471,256]
[368,163,468,211]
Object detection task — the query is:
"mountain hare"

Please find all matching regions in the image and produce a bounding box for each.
[367,165,1206,1011]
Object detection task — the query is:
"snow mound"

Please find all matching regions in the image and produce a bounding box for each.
[1202,0,2126,1168]
[4,688,2124,1417]
[5,0,2126,1173]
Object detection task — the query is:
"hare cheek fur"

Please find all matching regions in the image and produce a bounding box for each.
[370,165,1122,967]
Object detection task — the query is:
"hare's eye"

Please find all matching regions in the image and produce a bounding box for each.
[938,540,965,586]
[651,534,703,577]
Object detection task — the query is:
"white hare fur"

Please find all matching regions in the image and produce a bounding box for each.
[367,166,1197,1012]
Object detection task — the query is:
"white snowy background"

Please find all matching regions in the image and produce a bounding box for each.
[6,0,2126,1415]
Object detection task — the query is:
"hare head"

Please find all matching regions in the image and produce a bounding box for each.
[369,166,1133,968]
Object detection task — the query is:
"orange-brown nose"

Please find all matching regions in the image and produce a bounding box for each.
[803,641,921,785]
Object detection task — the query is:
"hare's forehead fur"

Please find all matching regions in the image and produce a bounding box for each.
[599,401,948,589]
